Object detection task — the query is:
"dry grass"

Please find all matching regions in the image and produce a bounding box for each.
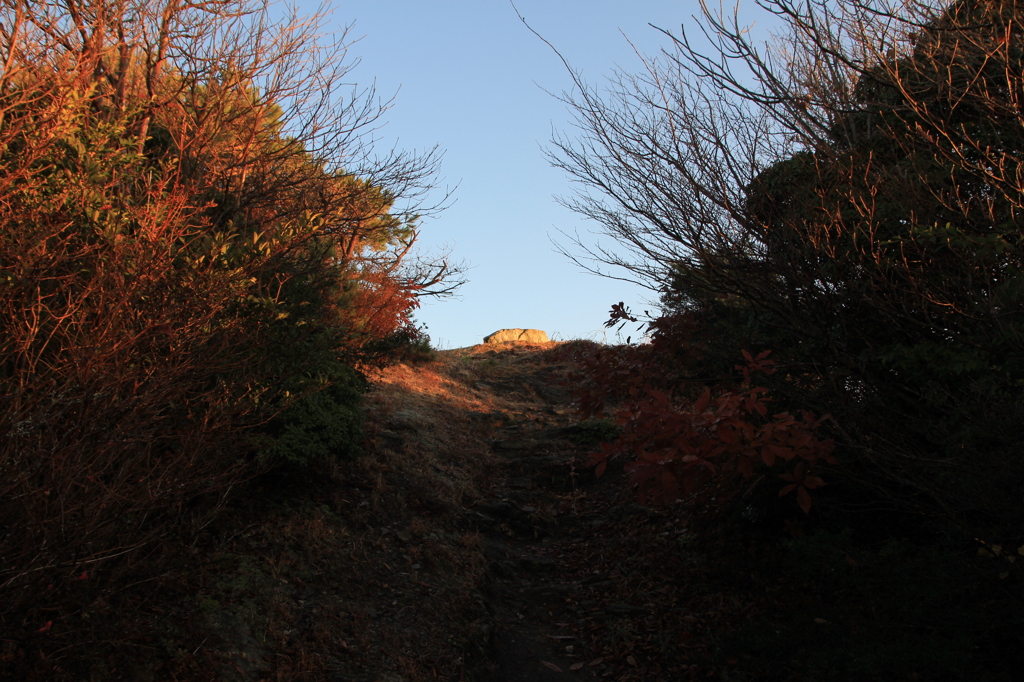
[157,342,579,682]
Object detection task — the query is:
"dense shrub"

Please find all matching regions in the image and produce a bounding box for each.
[553,0,1024,542]
[572,312,834,518]
[0,0,455,669]
[256,359,367,469]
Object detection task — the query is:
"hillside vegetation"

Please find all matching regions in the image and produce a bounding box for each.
[2,326,1021,679]
[553,0,1024,628]
[3,0,1023,678]
[0,0,455,674]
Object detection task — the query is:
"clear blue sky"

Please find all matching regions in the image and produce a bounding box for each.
[295,0,775,349]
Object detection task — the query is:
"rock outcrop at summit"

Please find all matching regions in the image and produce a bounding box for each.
[483,328,549,344]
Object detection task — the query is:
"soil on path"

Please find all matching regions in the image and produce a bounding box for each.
[25,341,1014,681]
[358,342,722,681]
[161,341,730,682]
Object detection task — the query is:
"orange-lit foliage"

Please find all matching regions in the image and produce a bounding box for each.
[573,312,835,514]
[0,0,447,663]
[0,119,281,623]
[340,267,422,361]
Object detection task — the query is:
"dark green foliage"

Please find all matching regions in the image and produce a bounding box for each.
[644,0,1024,542]
[761,66,1019,540]
[257,360,366,468]
[368,323,437,365]
[555,2,1024,678]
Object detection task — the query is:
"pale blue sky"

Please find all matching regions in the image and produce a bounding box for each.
[298,1,774,348]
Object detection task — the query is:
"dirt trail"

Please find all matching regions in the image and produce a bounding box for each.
[135,340,1010,682]
[449,344,605,681]
[129,341,723,681]
[39,340,1002,680]
[361,342,712,681]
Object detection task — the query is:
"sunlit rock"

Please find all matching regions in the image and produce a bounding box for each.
[483,328,549,344]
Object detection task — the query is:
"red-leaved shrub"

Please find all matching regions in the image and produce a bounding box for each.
[573,312,835,514]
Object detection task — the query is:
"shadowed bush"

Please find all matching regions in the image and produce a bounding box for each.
[256,360,367,469]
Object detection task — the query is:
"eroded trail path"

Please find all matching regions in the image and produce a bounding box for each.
[361,342,720,681]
